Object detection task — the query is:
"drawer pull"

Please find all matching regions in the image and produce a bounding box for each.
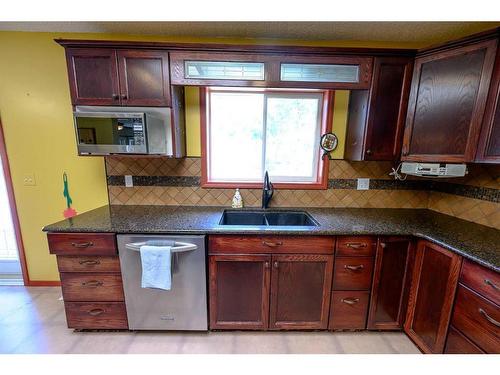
[88,308,105,316]
[344,264,364,271]
[341,298,360,305]
[81,280,103,287]
[262,241,283,248]
[71,242,94,248]
[345,243,367,249]
[78,260,100,266]
[479,308,500,328]
[484,279,499,292]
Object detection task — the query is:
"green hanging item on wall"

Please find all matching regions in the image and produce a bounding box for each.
[62,172,77,218]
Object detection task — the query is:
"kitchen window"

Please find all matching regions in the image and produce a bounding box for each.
[201,87,332,189]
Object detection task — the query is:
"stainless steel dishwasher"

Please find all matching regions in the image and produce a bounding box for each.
[117,234,207,330]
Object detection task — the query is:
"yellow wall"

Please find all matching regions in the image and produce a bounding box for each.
[0,30,420,281]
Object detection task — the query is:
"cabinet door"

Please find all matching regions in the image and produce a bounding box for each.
[367,237,414,330]
[404,240,462,353]
[269,254,333,330]
[65,48,120,106]
[402,39,497,162]
[476,46,500,163]
[209,254,271,330]
[364,57,413,160]
[117,50,171,106]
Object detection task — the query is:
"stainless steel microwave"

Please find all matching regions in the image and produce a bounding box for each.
[73,106,183,156]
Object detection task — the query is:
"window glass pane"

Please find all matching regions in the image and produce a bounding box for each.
[265,95,321,181]
[186,61,265,80]
[281,63,359,83]
[209,92,264,181]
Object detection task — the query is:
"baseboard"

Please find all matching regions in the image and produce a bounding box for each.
[27,280,61,287]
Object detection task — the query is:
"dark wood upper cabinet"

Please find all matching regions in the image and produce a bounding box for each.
[402,39,498,162]
[117,50,171,106]
[269,254,333,330]
[404,240,462,354]
[209,254,271,330]
[65,48,171,106]
[367,237,414,330]
[65,48,121,106]
[170,51,373,89]
[344,56,413,161]
[476,46,500,163]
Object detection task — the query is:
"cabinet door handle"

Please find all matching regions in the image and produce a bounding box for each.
[341,298,360,305]
[112,94,119,100]
[365,149,372,155]
[380,242,387,248]
[344,264,364,271]
[71,242,94,248]
[264,261,270,268]
[121,94,127,100]
[81,280,103,287]
[273,261,279,269]
[484,279,499,291]
[88,308,105,316]
[479,308,500,328]
[78,260,100,266]
[345,243,367,249]
[262,241,283,248]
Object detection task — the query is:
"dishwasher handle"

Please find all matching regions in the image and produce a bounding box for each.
[124,241,197,253]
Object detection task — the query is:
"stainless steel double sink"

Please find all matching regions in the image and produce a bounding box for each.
[219,210,318,227]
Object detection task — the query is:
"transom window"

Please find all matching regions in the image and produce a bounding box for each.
[201,87,331,188]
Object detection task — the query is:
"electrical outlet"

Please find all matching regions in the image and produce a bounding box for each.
[124,175,133,188]
[23,174,36,186]
[357,178,370,190]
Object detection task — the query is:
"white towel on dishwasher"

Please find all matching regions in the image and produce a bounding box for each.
[140,240,175,290]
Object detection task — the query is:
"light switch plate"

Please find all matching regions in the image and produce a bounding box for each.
[357,178,370,190]
[23,174,36,186]
[125,175,133,188]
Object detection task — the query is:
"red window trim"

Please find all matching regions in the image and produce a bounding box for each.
[200,87,334,190]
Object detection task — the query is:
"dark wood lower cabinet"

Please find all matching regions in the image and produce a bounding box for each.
[329,291,370,330]
[445,325,485,354]
[269,254,333,330]
[209,254,271,330]
[404,240,462,353]
[367,237,414,330]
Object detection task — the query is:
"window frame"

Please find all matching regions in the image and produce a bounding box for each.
[200,87,333,190]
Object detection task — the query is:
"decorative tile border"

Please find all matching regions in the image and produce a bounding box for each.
[107,175,499,203]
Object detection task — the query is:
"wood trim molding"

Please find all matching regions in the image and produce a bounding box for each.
[26,280,61,287]
[0,119,30,286]
[55,39,417,57]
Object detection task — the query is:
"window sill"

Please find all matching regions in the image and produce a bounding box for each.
[201,181,328,190]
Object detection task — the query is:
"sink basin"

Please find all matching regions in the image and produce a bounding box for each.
[219,210,318,227]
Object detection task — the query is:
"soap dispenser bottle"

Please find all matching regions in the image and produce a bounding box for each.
[232,188,243,208]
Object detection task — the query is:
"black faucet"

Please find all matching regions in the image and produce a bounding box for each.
[262,171,274,209]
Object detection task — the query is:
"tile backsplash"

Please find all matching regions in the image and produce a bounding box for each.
[105,157,500,229]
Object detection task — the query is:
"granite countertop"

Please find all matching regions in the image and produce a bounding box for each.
[43,205,500,272]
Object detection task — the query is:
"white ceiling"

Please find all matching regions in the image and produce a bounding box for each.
[1,22,499,46]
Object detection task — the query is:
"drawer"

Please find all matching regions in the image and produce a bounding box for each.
[57,256,121,273]
[460,259,500,305]
[209,235,334,254]
[48,233,117,255]
[336,236,376,257]
[445,325,484,354]
[60,273,124,302]
[329,290,369,330]
[333,257,374,290]
[452,284,500,353]
[65,302,128,329]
